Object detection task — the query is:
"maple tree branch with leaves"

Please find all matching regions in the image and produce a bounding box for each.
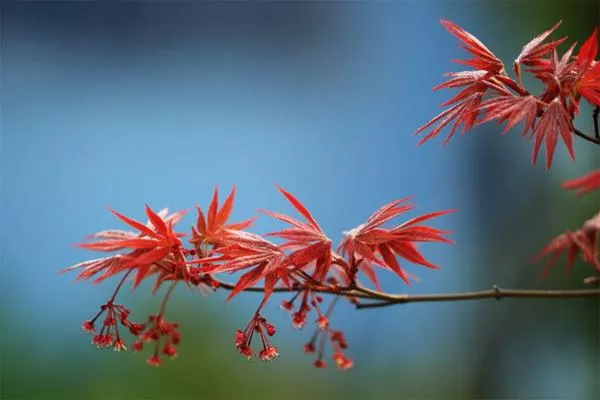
[63,19,600,371]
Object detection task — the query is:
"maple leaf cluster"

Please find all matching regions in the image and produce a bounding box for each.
[64,186,454,368]
[417,20,600,284]
[416,20,600,170]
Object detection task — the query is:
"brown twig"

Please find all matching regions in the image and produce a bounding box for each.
[573,128,600,145]
[354,286,600,309]
[572,107,600,145]
[211,280,600,309]
[593,106,599,141]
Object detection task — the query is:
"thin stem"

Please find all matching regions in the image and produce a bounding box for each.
[209,280,600,309]
[593,106,599,140]
[109,268,134,303]
[325,296,339,316]
[356,286,600,309]
[573,128,600,145]
[159,281,178,317]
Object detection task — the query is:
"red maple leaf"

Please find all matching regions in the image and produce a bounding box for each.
[192,230,289,302]
[416,19,589,170]
[440,19,504,73]
[414,93,484,145]
[531,45,579,91]
[65,205,188,288]
[191,186,255,248]
[477,95,539,136]
[414,21,522,146]
[260,186,333,282]
[338,198,455,285]
[572,26,599,107]
[533,211,600,277]
[576,27,598,70]
[514,21,566,80]
[561,169,600,196]
[531,98,575,169]
[577,62,600,106]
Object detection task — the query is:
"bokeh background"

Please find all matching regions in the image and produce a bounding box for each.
[2,1,599,399]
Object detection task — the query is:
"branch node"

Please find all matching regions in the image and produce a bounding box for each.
[492,285,502,301]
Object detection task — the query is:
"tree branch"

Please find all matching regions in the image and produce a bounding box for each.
[573,128,600,145]
[209,280,600,309]
[572,107,600,145]
[593,106,599,141]
[354,286,600,309]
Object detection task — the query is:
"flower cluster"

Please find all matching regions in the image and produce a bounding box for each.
[416,20,600,169]
[132,314,181,366]
[81,301,141,352]
[63,186,454,369]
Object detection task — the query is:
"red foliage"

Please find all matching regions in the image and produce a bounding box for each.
[338,198,455,284]
[64,187,454,369]
[64,206,189,289]
[562,169,600,196]
[261,186,333,282]
[534,211,600,277]
[416,20,599,170]
[535,174,600,277]
[190,186,255,248]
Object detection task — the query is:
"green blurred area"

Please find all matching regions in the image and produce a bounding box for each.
[1,294,478,399]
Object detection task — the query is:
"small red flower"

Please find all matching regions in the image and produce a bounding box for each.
[332,352,353,370]
[82,301,139,352]
[303,316,353,370]
[233,314,278,362]
[135,314,182,365]
[132,341,144,352]
[303,343,316,353]
[147,355,161,367]
[82,320,95,334]
[113,338,127,352]
[162,343,178,359]
[259,346,279,362]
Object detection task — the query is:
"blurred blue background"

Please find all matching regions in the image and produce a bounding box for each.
[2,1,598,399]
